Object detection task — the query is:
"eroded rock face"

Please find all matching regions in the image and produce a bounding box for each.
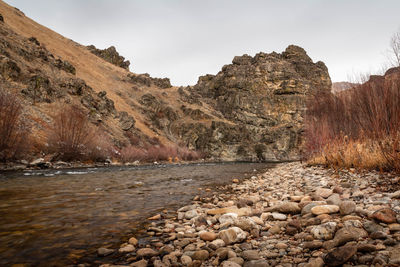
[181,45,331,161]
[87,45,130,70]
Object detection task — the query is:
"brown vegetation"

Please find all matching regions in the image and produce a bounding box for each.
[47,104,113,161]
[119,145,203,163]
[304,69,400,171]
[0,90,29,161]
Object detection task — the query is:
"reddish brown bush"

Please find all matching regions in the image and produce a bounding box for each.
[119,144,203,163]
[304,70,400,171]
[48,104,96,161]
[0,90,29,161]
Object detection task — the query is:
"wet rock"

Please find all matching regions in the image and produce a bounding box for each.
[199,231,217,241]
[119,244,135,253]
[137,248,158,258]
[98,247,114,256]
[219,227,247,244]
[324,245,357,266]
[339,200,356,215]
[241,250,261,261]
[311,222,337,240]
[128,237,138,245]
[148,214,161,220]
[192,250,209,261]
[311,205,339,215]
[370,208,397,224]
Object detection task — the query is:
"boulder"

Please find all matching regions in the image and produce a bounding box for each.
[324,245,357,266]
[218,227,247,245]
[370,208,397,224]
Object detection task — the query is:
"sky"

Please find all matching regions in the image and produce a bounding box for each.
[5,0,400,86]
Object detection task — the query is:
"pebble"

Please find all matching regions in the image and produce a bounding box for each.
[311,205,339,215]
[97,247,114,256]
[199,231,217,241]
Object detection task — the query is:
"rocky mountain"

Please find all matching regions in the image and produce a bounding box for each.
[0,0,331,162]
[177,46,331,160]
[332,81,358,93]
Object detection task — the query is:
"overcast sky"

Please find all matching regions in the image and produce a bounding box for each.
[5,0,400,85]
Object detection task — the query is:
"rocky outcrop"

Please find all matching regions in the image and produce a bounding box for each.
[179,45,331,161]
[87,45,130,70]
[127,73,172,88]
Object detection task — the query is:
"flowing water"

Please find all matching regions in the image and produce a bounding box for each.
[0,162,275,266]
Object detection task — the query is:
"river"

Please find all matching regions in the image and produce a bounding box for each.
[0,162,275,266]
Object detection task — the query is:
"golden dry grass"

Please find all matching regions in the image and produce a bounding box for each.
[308,138,395,171]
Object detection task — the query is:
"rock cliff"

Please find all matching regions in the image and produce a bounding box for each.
[175,45,331,160]
[87,45,130,70]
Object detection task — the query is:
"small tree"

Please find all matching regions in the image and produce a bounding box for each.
[0,90,28,161]
[48,104,95,161]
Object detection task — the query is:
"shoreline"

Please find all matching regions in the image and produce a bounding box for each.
[0,159,295,173]
[96,162,400,267]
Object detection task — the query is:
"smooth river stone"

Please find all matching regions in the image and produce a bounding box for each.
[207,207,252,216]
[218,227,247,244]
[199,231,218,241]
[311,205,339,215]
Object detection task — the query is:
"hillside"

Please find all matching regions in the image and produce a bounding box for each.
[0,0,331,163]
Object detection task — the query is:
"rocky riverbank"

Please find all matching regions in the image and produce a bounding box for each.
[98,162,400,267]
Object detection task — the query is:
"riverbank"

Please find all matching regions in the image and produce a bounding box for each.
[98,162,400,267]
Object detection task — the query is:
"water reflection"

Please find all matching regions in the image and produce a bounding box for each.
[0,162,273,266]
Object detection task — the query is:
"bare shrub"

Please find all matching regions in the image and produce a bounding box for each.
[120,146,147,162]
[119,144,202,163]
[0,90,28,161]
[48,104,96,161]
[304,69,400,171]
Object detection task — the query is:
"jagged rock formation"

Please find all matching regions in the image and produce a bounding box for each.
[174,45,331,160]
[128,73,172,89]
[87,45,130,70]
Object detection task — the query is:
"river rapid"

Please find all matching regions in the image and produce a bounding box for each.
[0,162,275,266]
